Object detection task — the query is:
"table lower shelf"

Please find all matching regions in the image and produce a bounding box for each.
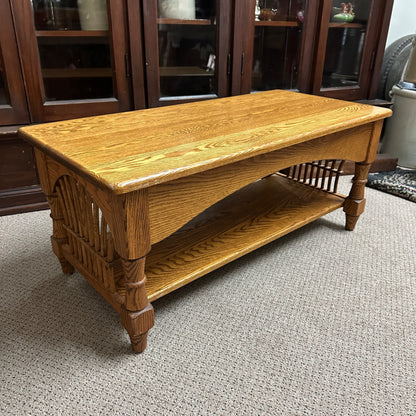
[140,174,345,302]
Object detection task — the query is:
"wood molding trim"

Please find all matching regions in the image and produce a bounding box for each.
[0,185,48,216]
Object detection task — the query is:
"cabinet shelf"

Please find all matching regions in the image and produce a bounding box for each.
[157,18,213,26]
[328,22,365,29]
[35,30,109,37]
[130,174,345,302]
[254,20,300,27]
[159,66,213,77]
[41,68,112,78]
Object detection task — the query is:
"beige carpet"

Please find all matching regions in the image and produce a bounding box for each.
[1,178,415,415]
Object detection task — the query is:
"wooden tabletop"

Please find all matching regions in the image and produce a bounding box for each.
[19,90,391,194]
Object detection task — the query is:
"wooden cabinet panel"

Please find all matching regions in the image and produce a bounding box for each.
[0,130,47,216]
[0,136,38,190]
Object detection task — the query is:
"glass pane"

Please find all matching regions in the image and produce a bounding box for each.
[252,0,306,92]
[322,0,371,88]
[157,0,217,99]
[32,0,108,31]
[37,36,113,101]
[31,1,113,101]
[0,54,10,105]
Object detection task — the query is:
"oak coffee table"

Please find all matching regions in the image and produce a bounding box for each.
[19,90,391,353]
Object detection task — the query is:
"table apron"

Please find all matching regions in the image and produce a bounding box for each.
[147,122,375,244]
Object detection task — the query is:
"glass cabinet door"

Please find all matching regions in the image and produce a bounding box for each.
[11,0,131,122]
[0,1,30,125]
[33,0,112,102]
[250,0,308,92]
[142,0,233,107]
[313,0,383,100]
[322,0,370,89]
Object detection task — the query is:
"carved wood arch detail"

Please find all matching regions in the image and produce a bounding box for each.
[53,174,119,292]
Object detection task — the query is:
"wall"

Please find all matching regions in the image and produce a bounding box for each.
[385,0,416,47]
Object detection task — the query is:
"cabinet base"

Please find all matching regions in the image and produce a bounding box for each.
[0,185,48,216]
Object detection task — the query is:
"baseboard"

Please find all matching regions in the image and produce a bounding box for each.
[342,154,398,175]
[0,185,49,216]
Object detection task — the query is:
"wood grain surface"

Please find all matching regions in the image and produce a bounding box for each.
[143,174,345,302]
[19,90,391,194]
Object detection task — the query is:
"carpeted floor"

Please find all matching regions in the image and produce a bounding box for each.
[1,177,415,415]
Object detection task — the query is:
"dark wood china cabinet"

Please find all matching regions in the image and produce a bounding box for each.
[0,0,394,214]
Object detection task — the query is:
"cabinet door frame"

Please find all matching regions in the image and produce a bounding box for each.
[366,0,394,99]
[296,0,320,93]
[126,0,147,109]
[0,1,30,126]
[11,0,132,123]
[233,0,320,96]
[141,0,233,107]
[311,0,393,101]
[231,0,254,96]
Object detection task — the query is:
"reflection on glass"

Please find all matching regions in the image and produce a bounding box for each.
[322,0,370,88]
[32,0,108,31]
[157,0,217,99]
[32,0,81,30]
[256,0,305,22]
[37,36,113,100]
[77,0,108,30]
[252,0,305,91]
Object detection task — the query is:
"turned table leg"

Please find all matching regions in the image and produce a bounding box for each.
[343,162,371,231]
[109,190,155,352]
[120,258,154,353]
